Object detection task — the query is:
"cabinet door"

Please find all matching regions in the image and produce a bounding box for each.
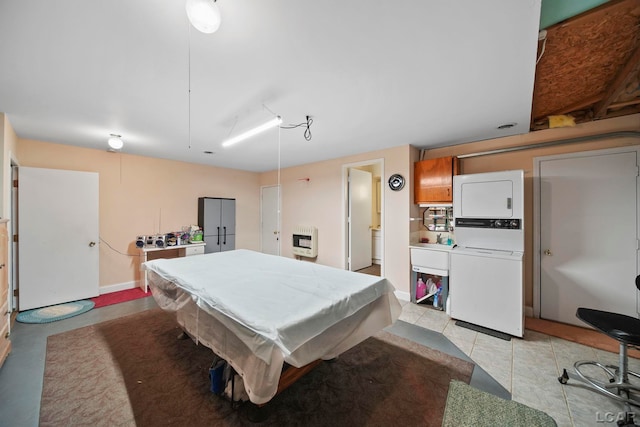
[221,199,236,235]
[221,234,235,252]
[372,235,382,260]
[204,235,221,254]
[0,223,10,368]
[414,157,458,204]
[200,198,222,235]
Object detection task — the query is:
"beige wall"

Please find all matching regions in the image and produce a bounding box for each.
[11,132,418,297]
[16,139,262,290]
[260,145,414,297]
[418,114,640,308]
[7,113,639,305]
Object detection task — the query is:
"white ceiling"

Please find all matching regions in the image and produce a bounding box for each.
[0,0,541,173]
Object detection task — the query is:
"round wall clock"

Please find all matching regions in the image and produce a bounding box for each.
[388,174,405,191]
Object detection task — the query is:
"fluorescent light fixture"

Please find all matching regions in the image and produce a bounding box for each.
[186,0,221,34]
[222,116,282,148]
[108,134,123,150]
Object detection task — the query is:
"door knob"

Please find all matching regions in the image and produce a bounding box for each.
[273,231,279,235]
[544,249,552,256]
[89,242,96,247]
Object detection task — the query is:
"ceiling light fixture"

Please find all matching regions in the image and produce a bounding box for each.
[186,0,221,34]
[222,116,283,148]
[108,134,123,150]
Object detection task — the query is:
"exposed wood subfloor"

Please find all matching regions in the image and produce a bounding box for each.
[525,316,640,359]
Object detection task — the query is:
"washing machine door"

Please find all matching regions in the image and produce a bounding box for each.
[450,247,524,337]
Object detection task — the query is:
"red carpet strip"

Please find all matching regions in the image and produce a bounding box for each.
[90,288,150,308]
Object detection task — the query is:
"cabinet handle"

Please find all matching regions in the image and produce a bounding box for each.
[223,226,227,245]
[217,227,220,245]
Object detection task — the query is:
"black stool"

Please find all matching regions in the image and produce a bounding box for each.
[558,276,640,425]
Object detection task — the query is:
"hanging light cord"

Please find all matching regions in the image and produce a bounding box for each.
[280,115,313,141]
[188,21,192,149]
[260,104,313,141]
[277,124,282,255]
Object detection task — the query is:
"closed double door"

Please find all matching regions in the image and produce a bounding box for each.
[198,198,236,254]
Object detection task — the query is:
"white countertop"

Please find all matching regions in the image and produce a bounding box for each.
[409,243,455,252]
[140,241,206,252]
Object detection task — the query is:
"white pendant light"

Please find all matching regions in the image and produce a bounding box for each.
[108,134,123,150]
[222,116,283,147]
[186,0,221,34]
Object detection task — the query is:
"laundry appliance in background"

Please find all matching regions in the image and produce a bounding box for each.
[449,170,524,337]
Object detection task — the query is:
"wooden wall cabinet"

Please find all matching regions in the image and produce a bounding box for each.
[0,220,10,369]
[414,156,459,204]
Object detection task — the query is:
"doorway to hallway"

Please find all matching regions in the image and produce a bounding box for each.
[343,159,384,276]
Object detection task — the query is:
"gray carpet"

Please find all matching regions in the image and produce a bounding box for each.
[442,380,557,427]
[384,319,510,400]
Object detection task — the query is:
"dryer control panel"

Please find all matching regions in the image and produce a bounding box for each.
[455,218,521,229]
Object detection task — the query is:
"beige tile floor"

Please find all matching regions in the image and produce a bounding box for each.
[398,299,640,427]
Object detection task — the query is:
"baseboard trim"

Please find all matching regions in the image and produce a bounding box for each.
[395,290,410,301]
[524,306,533,318]
[98,281,138,295]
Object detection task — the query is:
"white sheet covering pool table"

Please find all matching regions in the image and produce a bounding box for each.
[143,249,401,404]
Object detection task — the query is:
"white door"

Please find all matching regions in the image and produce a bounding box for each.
[261,185,280,255]
[18,167,99,310]
[348,168,372,271]
[538,148,639,326]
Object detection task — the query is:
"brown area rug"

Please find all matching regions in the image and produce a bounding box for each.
[41,308,473,426]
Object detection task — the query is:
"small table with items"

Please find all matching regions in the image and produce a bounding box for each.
[138,242,206,292]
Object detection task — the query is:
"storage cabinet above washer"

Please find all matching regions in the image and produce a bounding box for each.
[414,156,459,205]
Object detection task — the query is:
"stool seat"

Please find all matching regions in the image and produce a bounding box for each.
[558,277,640,422]
[577,308,640,346]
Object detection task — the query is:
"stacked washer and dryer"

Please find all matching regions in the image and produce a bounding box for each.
[449,170,525,338]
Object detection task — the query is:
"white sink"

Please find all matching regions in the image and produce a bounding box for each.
[409,243,454,251]
[410,242,453,271]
